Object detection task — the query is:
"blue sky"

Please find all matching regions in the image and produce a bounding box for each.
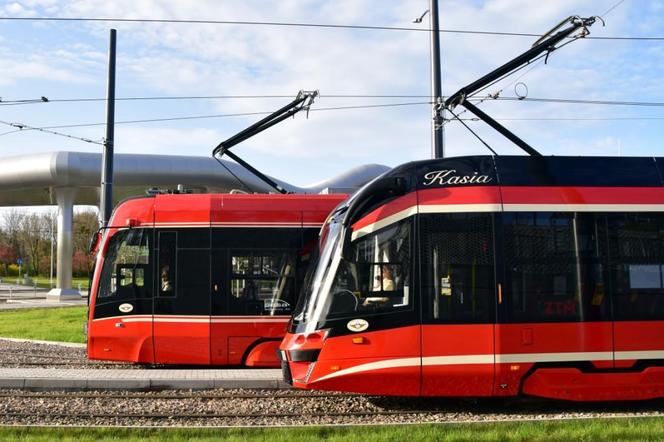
[0,0,663,188]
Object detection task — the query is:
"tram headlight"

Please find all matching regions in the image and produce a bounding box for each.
[288,349,321,362]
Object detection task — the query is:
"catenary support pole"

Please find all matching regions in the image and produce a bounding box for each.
[100,28,116,227]
[430,0,444,159]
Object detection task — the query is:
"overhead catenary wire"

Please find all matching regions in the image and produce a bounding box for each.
[3,95,663,108]
[0,16,662,40]
[1,103,662,139]
[600,0,627,19]
[454,116,664,121]
[2,102,432,131]
[0,94,436,105]
[446,108,498,155]
[0,120,102,145]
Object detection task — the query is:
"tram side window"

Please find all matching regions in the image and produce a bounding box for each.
[229,252,296,315]
[502,212,609,323]
[158,232,177,297]
[607,213,664,320]
[421,213,494,324]
[97,229,151,301]
[327,219,412,317]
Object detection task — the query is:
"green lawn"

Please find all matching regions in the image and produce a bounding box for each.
[30,276,90,291]
[0,417,662,441]
[0,306,87,343]
[0,276,90,290]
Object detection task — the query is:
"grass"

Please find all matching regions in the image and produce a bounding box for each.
[31,276,90,291]
[0,306,87,343]
[0,417,662,441]
[0,276,89,290]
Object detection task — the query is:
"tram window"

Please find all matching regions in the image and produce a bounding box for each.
[421,213,494,324]
[229,252,296,315]
[158,232,177,297]
[176,248,210,303]
[607,213,664,320]
[97,229,151,301]
[502,212,610,323]
[327,219,412,318]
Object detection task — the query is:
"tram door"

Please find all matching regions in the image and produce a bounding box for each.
[419,213,496,396]
[152,228,211,364]
[494,212,615,396]
[210,199,303,366]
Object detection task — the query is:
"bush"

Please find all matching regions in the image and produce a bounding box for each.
[6,264,19,277]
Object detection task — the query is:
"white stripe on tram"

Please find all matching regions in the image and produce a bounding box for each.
[503,204,664,212]
[351,202,664,241]
[615,350,664,360]
[313,350,664,383]
[351,206,418,241]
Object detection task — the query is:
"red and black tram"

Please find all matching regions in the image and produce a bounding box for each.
[87,192,345,366]
[280,155,664,401]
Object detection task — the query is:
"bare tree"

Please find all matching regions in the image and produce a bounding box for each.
[17,213,50,275]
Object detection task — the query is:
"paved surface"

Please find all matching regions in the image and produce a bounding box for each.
[0,367,287,390]
[0,298,88,310]
[0,283,87,309]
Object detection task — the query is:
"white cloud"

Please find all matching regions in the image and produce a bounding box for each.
[0,0,662,186]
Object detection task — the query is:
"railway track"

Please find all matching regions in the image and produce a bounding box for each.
[1,388,663,428]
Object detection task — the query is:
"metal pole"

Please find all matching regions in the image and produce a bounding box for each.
[430,0,444,159]
[100,28,117,227]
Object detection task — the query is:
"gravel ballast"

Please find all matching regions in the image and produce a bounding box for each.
[0,389,662,427]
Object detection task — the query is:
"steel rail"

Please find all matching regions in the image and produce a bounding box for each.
[0,392,360,400]
[2,410,662,422]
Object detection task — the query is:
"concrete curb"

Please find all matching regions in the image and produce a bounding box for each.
[0,368,288,391]
[0,378,289,391]
[0,337,86,348]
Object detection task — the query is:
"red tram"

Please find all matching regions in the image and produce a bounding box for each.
[280,155,664,401]
[87,192,345,366]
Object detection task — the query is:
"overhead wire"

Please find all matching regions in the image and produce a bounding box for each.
[3,102,432,131]
[446,108,497,155]
[600,0,627,19]
[0,94,433,104]
[457,116,664,121]
[0,120,103,145]
[0,16,662,40]
[2,94,664,107]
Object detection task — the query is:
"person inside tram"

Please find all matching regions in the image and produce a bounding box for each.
[362,264,395,306]
[160,265,173,293]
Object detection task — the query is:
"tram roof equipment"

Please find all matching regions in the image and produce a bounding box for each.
[445,16,600,157]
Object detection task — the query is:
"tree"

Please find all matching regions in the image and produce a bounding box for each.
[73,210,99,276]
[0,243,18,276]
[17,213,50,275]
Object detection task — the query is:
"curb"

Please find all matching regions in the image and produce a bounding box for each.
[0,337,86,348]
[0,378,289,391]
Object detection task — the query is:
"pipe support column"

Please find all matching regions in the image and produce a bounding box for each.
[47,187,81,300]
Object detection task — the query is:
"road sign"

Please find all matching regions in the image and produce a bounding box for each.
[16,258,22,265]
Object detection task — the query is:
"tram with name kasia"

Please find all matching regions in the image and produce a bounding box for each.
[279,154,664,400]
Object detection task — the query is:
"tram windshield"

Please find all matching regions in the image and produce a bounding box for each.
[97,229,151,301]
[292,209,411,333]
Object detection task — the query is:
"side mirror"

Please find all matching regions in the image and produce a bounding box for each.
[88,231,102,254]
